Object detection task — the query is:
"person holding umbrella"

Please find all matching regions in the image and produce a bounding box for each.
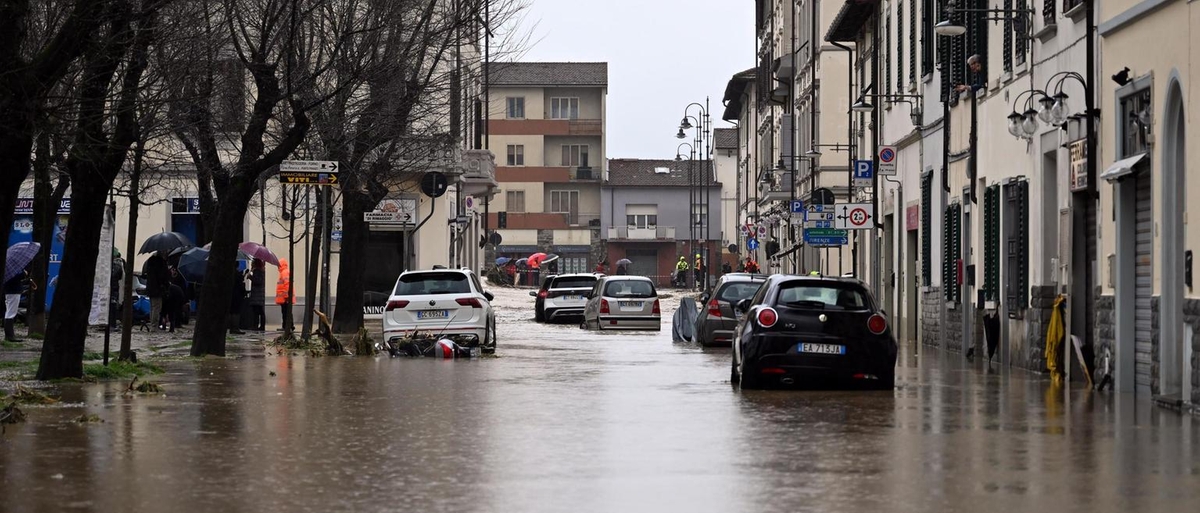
[142,251,171,330]
[249,259,266,331]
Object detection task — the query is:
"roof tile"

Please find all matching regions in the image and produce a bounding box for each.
[489,62,608,86]
[605,159,717,188]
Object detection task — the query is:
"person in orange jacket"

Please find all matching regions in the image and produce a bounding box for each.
[275,259,291,330]
[744,257,760,274]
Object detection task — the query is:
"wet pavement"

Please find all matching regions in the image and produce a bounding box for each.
[2,286,1199,512]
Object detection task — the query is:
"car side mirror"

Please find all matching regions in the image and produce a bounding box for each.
[529,291,538,297]
[699,293,711,304]
[735,299,751,315]
[483,291,494,302]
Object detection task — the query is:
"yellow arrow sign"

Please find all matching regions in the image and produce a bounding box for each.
[279,171,339,186]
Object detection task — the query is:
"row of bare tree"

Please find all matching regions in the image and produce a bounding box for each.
[0,0,528,379]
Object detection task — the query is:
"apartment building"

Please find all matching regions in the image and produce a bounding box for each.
[485,62,608,274]
[724,0,854,277]
[601,159,722,287]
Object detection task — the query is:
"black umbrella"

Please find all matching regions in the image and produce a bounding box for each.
[140,231,193,255]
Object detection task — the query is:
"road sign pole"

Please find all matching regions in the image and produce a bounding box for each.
[321,186,331,314]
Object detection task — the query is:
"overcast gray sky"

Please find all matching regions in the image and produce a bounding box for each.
[514,0,754,159]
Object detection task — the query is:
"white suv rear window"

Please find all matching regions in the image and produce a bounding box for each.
[394,272,471,295]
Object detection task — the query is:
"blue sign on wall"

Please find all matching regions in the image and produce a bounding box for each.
[8,206,69,310]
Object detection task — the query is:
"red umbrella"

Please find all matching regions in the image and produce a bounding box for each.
[239,241,280,266]
[527,252,547,268]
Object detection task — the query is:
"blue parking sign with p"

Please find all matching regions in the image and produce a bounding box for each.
[790,200,804,213]
[854,160,874,179]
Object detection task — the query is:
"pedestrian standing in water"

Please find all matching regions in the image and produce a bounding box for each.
[228,263,246,335]
[4,269,31,342]
[275,258,291,330]
[249,259,266,331]
[142,252,170,330]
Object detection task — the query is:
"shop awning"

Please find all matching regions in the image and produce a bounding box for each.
[1100,152,1147,182]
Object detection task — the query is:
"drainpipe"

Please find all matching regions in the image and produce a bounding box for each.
[830,40,854,277]
[871,12,882,298]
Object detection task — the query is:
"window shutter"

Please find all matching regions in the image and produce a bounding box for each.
[1046,0,1058,25]
[983,185,1000,301]
[910,0,917,83]
[923,0,936,77]
[1005,180,1029,309]
[1015,0,1029,64]
[949,10,965,94]
[943,203,961,304]
[898,3,904,90]
[921,171,933,286]
[969,0,988,80]
[885,10,892,97]
[1003,0,1013,73]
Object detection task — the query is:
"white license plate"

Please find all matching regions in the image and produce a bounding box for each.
[798,343,846,355]
[561,295,583,301]
[417,310,449,320]
[618,301,643,308]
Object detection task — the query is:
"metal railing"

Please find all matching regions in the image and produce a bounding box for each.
[606,226,676,240]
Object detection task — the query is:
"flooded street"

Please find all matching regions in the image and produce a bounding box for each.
[2,287,1199,513]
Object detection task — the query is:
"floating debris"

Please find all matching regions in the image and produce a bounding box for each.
[1,402,25,424]
[74,414,104,424]
[124,377,163,395]
[13,385,59,405]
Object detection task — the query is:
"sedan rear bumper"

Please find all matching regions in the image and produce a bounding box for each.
[598,316,661,331]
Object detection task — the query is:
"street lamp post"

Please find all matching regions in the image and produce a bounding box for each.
[678,101,713,292]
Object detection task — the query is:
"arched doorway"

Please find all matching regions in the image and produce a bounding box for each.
[1160,77,1187,401]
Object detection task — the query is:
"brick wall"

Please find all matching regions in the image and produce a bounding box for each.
[921,287,942,347]
[1023,285,1059,371]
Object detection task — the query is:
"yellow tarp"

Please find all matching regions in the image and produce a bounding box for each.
[1045,295,1066,381]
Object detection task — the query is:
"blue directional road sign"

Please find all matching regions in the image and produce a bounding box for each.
[804,227,848,246]
[747,238,760,251]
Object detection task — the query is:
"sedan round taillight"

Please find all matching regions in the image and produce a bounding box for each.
[867,313,887,335]
[756,307,778,328]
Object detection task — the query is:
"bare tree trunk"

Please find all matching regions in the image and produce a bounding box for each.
[28,132,68,337]
[38,175,109,379]
[301,201,324,340]
[331,189,372,333]
[119,141,144,361]
[190,186,254,356]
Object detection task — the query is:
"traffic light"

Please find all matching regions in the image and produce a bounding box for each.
[497,211,507,229]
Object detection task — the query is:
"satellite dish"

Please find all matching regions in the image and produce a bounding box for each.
[420,172,449,198]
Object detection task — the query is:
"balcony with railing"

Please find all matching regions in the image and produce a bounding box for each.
[757,170,793,204]
[606,226,676,241]
[487,212,600,230]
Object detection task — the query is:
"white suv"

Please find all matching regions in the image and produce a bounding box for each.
[383,269,497,353]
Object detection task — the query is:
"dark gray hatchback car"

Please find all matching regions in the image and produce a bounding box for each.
[692,273,768,347]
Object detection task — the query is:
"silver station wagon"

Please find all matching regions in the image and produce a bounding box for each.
[581,276,661,331]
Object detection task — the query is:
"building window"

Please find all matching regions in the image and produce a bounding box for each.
[506,144,524,166]
[505,190,525,213]
[626,214,658,228]
[1049,0,1063,23]
[506,97,525,119]
[562,144,590,167]
[550,190,580,224]
[550,97,579,120]
[1121,89,1152,157]
[214,58,245,133]
[691,204,708,227]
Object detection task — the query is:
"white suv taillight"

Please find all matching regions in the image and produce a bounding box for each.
[385,300,409,311]
[456,298,483,308]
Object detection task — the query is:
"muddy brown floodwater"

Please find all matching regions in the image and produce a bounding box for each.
[2,287,1199,512]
